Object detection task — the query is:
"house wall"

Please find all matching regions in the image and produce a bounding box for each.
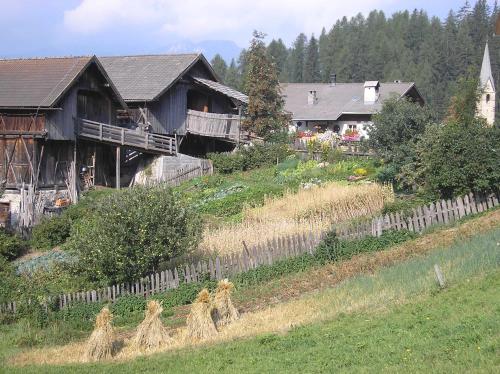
[293,117,371,139]
[136,82,236,136]
[45,64,121,141]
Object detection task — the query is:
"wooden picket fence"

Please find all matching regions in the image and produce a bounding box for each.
[1,190,498,314]
[163,160,213,187]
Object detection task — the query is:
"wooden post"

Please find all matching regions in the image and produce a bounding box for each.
[434,264,446,288]
[116,146,120,190]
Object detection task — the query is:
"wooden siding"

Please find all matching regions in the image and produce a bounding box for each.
[0,114,45,133]
[147,82,189,135]
[185,109,240,141]
[45,64,120,141]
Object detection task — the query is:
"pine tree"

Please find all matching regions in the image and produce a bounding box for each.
[224,59,240,90]
[243,31,290,139]
[266,38,289,82]
[289,33,307,82]
[210,54,228,82]
[303,35,321,82]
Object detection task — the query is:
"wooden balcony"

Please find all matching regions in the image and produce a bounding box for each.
[185,109,241,142]
[76,118,176,155]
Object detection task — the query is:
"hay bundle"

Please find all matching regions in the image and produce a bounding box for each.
[83,306,114,362]
[212,279,239,327]
[133,300,173,351]
[185,289,217,341]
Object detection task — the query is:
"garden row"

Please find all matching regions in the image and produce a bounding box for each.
[2,189,497,314]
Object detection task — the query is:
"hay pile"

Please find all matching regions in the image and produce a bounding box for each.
[83,306,114,362]
[212,279,239,327]
[185,289,218,342]
[133,300,173,351]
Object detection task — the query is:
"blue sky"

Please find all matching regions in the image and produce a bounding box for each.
[0,0,493,62]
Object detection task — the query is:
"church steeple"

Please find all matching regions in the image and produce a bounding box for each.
[477,41,496,126]
[480,41,495,91]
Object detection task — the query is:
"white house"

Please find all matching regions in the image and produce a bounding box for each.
[281,77,424,139]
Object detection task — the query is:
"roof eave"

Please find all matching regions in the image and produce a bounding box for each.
[45,56,93,108]
[150,53,218,102]
[92,56,128,109]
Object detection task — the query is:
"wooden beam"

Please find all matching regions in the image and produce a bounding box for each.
[116,146,120,190]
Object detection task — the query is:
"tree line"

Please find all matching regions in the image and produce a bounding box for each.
[210,0,499,119]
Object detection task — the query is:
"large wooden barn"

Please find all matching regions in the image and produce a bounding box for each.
[0,53,248,229]
[99,53,248,156]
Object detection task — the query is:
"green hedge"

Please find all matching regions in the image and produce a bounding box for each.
[0,229,27,260]
[208,143,292,174]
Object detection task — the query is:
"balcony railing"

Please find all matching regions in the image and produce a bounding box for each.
[185,109,241,141]
[76,118,176,155]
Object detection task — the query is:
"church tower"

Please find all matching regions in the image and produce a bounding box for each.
[477,41,496,126]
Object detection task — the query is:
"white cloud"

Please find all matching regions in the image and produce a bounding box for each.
[64,0,399,45]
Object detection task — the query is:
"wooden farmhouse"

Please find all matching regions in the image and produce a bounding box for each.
[0,53,248,230]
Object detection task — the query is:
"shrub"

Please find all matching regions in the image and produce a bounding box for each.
[152,278,217,309]
[416,121,500,198]
[30,216,71,251]
[354,168,368,177]
[65,186,202,284]
[0,228,27,260]
[29,189,116,250]
[208,143,292,174]
[315,229,417,265]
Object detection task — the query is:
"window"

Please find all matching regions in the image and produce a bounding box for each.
[486,94,491,103]
[333,125,340,133]
[348,124,357,131]
[297,121,302,127]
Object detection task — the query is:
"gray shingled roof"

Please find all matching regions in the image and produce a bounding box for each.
[280,82,417,120]
[100,54,200,102]
[0,56,92,108]
[193,77,248,104]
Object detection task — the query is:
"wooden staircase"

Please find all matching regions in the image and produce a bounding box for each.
[75,118,176,155]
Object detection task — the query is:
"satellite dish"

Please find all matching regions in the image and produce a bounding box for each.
[496,13,500,35]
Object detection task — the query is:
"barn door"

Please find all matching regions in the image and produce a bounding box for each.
[77,90,111,124]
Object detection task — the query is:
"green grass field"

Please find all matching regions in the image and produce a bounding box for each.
[3,224,499,373]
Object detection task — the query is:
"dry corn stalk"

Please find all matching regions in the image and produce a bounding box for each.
[82,307,114,362]
[133,300,173,351]
[211,279,239,327]
[185,289,218,342]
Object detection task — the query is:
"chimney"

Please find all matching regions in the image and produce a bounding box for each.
[364,81,380,104]
[330,74,337,86]
[307,90,317,105]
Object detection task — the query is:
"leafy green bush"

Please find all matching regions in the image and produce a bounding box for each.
[416,121,500,198]
[30,216,71,251]
[57,301,105,330]
[0,228,27,260]
[315,229,417,265]
[152,278,217,308]
[65,185,202,284]
[111,295,146,316]
[208,143,292,174]
[28,189,116,250]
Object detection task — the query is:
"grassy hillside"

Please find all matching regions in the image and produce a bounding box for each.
[15,272,497,373]
[4,216,499,371]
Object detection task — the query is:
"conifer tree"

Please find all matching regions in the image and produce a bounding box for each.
[289,33,307,82]
[303,35,321,82]
[266,38,289,82]
[224,59,240,90]
[210,54,227,82]
[243,31,291,138]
